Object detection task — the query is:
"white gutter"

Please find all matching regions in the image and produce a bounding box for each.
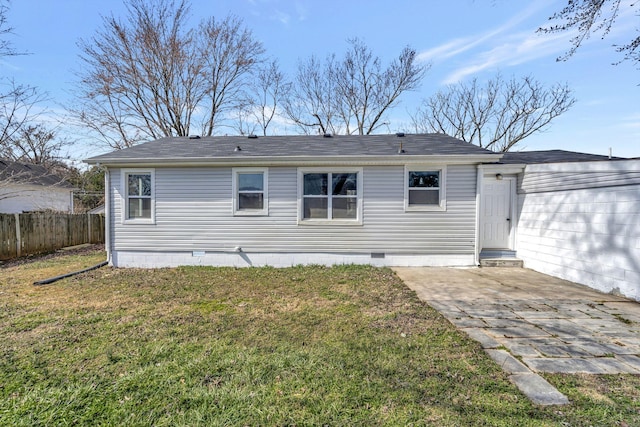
[477,163,526,174]
[85,154,504,168]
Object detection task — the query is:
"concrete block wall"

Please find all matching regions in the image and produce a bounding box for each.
[516,162,640,301]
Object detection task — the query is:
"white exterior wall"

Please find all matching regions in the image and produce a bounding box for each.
[107,164,478,267]
[0,184,73,213]
[516,160,640,300]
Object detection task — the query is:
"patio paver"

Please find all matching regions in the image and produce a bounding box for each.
[393,266,640,405]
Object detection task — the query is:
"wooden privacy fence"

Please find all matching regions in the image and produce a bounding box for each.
[0,213,105,260]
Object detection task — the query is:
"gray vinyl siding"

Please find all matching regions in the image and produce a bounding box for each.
[109,164,478,255]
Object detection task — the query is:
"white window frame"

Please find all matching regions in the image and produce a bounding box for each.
[297,167,363,225]
[121,169,155,224]
[404,165,447,212]
[232,168,269,216]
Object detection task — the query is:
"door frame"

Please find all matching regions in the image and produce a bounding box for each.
[481,176,516,250]
[475,165,523,264]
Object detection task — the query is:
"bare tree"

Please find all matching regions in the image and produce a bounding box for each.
[411,75,576,152]
[285,39,428,135]
[233,103,258,136]
[244,60,290,136]
[0,98,74,202]
[0,1,73,209]
[336,39,428,135]
[284,55,340,135]
[0,2,46,158]
[538,0,639,67]
[0,9,65,167]
[0,0,17,58]
[74,0,265,149]
[4,123,70,167]
[74,0,194,148]
[198,15,265,136]
[0,80,48,153]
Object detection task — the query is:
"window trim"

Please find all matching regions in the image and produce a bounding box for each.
[404,165,447,212]
[121,168,155,224]
[297,167,363,225]
[232,167,269,216]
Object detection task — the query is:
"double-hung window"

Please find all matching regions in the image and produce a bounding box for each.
[122,169,155,223]
[233,168,268,215]
[405,166,446,211]
[299,168,362,224]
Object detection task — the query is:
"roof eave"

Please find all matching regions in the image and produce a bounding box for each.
[85,154,503,167]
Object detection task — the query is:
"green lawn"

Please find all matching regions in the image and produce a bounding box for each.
[1,247,639,426]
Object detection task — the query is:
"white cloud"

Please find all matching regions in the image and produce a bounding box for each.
[442,29,575,84]
[442,64,490,84]
[414,0,591,84]
[248,0,309,25]
[294,1,308,21]
[0,59,22,72]
[620,112,640,130]
[417,37,478,63]
[583,98,608,107]
[438,0,639,84]
[271,10,290,25]
[417,0,553,64]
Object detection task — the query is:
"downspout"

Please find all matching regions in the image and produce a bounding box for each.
[104,167,112,265]
[474,165,483,266]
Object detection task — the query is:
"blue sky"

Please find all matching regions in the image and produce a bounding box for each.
[3,0,639,159]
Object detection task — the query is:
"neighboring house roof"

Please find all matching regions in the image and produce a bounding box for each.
[0,159,74,188]
[88,204,105,214]
[85,134,503,165]
[499,150,624,165]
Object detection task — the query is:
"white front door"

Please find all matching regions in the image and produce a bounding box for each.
[481,178,513,249]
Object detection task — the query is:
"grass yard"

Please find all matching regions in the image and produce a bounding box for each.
[1,247,640,426]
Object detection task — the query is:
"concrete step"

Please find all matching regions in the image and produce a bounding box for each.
[480,258,524,268]
[480,249,517,258]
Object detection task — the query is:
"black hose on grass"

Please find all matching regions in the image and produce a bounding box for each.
[33,261,109,286]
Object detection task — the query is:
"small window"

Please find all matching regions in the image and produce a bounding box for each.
[298,169,362,224]
[233,168,268,215]
[405,166,446,211]
[122,169,155,223]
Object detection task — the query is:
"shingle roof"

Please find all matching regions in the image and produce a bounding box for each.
[0,159,74,188]
[499,150,624,165]
[85,133,501,165]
